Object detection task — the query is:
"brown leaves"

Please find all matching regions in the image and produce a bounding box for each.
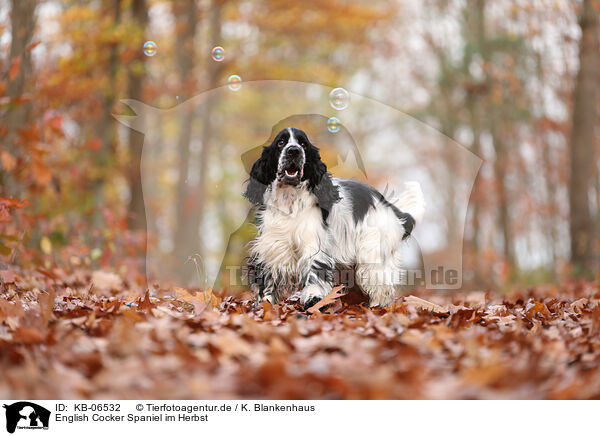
[524,300,552,321]
[32,155,52,187]
[307,285,347,314]
[1,269,600,399]
[0,150,17,171]
[173,287,220,311]
[14,327,45,345]
[404,295,449,314]
[136,290,154,312]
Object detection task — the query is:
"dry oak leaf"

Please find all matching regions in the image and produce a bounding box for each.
[569,298,587,314]
[524,300,552,320]
[404,295,449,314]
[174,287,220,311]
[307,285,347,314]
[137,290,155,312]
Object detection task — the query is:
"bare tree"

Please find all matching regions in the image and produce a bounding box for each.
[568,0,598,274]
[93,0,121,226]
[491,126,515,269]
[127,0,149,231]
[172,0,199,280]
[3,0,37,197]
[191,0,225,263]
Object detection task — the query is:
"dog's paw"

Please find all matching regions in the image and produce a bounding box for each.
[301,296,321,311]
[252,292,275,309]
[299,284,329,311]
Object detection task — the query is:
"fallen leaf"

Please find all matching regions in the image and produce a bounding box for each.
[307,285,347,314]
[405,295,449,314]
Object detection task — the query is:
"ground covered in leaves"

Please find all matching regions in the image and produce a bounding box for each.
[1,268,599,399]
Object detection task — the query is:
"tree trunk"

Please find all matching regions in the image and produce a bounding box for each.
[533,50,559,279]
[93,0,121,227]
[596,160,600,247]
[491,125,515,270]
[2,0,37,197]
[172,0,198,282]
[464,0,486,285]
[186,0,225,287]
[466,94,484,283]
[127,0,148,231]
[568,0,598,274]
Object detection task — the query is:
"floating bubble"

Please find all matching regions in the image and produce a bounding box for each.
[227,75,242,91]
[143,40,157,57]
[329,87,350,110]
[211,46,225,62]
[327,117,341,133]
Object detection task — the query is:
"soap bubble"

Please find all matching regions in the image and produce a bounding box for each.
[227,75,242,91]
[329,87,350,110]
[143,40,157,57]
[327,117,341,133]
[211,46,225,62]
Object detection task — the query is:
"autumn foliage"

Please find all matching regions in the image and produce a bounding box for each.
[1,267,599,399]
[1,0,599,401]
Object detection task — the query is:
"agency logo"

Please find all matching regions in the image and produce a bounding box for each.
[2,402,50,434]
[115,80,481,291]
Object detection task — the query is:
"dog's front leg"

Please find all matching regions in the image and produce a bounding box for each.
[248,259,277,304]
[299,252,335,309]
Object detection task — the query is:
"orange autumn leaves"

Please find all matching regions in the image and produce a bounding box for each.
[1,267,600,399]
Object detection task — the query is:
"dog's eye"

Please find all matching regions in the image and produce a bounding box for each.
[299,141,306,148]
[277,140,285,147]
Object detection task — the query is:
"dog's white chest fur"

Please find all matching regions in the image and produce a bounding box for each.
[251,182,325,281]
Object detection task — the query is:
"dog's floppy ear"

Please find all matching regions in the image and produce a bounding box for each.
[243,146,277,205]
[304,144,340,221]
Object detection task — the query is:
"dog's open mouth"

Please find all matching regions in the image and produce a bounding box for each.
[279,163,301,185]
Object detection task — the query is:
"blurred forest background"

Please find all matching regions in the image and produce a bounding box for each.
[0,0,599,291]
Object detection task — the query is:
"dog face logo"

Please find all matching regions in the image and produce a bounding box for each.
[114,80,481,291]
[3,402,50,433]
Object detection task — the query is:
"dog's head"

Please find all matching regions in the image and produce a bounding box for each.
[243,127,340,216]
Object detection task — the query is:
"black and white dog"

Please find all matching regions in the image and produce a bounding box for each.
[244,127,425,308]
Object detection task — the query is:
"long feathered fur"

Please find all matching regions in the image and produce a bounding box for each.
[244,127,426,308]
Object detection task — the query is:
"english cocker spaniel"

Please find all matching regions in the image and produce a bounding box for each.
[244,127,425,308]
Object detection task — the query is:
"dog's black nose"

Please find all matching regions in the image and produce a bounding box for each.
[286,146,301,157]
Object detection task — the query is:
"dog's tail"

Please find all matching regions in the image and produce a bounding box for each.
[397,181,426,225]
[394,181,425,240]
[375,181,426,239]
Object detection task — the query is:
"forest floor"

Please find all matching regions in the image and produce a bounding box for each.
[1,267,599,399]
